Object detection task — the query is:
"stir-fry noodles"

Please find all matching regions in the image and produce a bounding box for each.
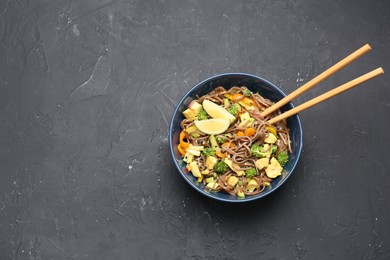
[178,86,291,198]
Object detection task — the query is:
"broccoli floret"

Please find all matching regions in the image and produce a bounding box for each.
[245,168,257,178]
[270,145,278,154]
[215,161,228,174]
[226,103,241,116]
[216,136,226,144]
[202,148,216,156]
[277,150,289,167]
[250,144,266,158]
[251,144,278,158]
[243,88,251,97]
[197,109,209,120]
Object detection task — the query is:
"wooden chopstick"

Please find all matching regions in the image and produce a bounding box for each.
[261,44,372,117]
[267,67,384,125]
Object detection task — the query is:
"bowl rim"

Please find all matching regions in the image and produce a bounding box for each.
[169,72,303,202]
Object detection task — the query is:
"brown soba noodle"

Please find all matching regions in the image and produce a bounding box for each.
[178,86,291,198]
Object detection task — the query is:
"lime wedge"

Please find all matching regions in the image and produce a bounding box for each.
[202,100,236,123]
[194,118,230,135]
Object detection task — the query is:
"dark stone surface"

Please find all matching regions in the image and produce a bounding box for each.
[1,0,389,259]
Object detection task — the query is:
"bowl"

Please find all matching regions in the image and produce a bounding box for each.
[169,73,303,202]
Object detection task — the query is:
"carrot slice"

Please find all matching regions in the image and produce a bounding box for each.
[244,127,255,136]
[216,150,227,158]
[177,144,186,156]
[179,131,190,149]
[238,97,260,112]
[237,131,245,137]
[222,142,235,148]
[225,93,242,101]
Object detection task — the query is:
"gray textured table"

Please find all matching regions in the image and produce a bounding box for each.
[1,0,389,259]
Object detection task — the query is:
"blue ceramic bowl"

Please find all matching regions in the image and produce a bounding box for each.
[169,73,302,202]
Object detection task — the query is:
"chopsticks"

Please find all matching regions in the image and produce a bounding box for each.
[262,44,372,117]
[268,67,384,124]
[262,44,384,124]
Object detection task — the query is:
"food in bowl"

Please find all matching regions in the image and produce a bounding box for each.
[177,86,291,198]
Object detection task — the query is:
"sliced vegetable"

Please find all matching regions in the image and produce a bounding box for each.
[209,134,219,149]
[186,144,204,156]
[188,101,203,115]
[238,97,258,111]
[265,157,283,178]
[222,142,234,149]
[243,88,251,97]
[227,176,239,188]
[206,180,219,190]
[206,156,218,170]
[237,131,245,137]
[183,108,197,120]
[205,177,214,183]
[179,131,190,149]
[186,125,200,138]
[189,161,202,177]
[201,169,210,175]
[246,179,258,192]
[237,190,245,198]
[267,126,277,136]
[191,132,200,138]
[264,133,277,144]
[223,98,230,107]
[224,158,245,176]
[239,112,254,127]
[215,150,227,158]
[183,153,194,163]
[224,93,242,101]
[177,144,186,156]
[255,158,269,170]
[244,127,255,136]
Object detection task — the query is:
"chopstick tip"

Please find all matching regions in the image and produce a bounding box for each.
[364,43,372,50]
